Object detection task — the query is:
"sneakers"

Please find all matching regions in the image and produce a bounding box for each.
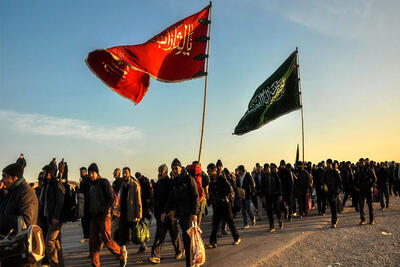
[243,225,250,230]
[331,223,337,228]
[252,217,256,226]
[80,238,88,243]
[149,256,160,264]
[369,220,375,225]
[279,221,284,229]
[359,220,367,225]
[120,245,128,267]
[175,249,184,259]
[233,238,241,245]
[207,243,217,249]
[269,227,275,233]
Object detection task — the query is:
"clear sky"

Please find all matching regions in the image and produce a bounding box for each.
[1,0,399,182]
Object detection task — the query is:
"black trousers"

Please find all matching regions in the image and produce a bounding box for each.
[296,191,307,216]
[326,193,338,224]
[378,185,389,208]
[210,202,240,244]
[81,214,91,239]
[265,195,282,228]
[151,216,183,258]
[178,216,193,267]
[316,188,326,213]
[359,190,374,222]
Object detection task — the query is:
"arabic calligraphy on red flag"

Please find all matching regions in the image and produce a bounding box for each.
[86,5,211,104]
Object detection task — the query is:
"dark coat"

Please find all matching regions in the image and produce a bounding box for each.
[79,175,91,216]
[253,172,263,196]
[0,178,38,235]
[279,167,296,195]
[323,169,342,195]
[355,165,377,192]
[209,174,233,208]
[236,172,255,200]
[295,169,313,194]
[261,172,283,197]
[377,167,390,188]
[153,177,173,218]
[41,178,65,221]
[89,177,114,218]
[164,169,199,219]
[112,178,123,194]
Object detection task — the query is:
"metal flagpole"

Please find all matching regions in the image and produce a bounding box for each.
[198,2,212,163]
[296,47,305,162]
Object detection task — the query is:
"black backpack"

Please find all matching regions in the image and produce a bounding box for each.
[62,183,84,222]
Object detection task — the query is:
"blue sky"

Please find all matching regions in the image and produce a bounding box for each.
[1,0,399,182]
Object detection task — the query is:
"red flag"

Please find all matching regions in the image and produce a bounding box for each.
[86,4,211,104]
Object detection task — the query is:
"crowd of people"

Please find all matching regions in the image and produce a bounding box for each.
[1,154,400,267]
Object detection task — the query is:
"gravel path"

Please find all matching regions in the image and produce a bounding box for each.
[259,197,400,267]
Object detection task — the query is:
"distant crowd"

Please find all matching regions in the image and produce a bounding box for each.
[1,153,400,267]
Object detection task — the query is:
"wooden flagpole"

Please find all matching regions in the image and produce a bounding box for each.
[296,47,305,162]
[198,2,212,163]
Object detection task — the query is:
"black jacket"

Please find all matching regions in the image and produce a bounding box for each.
[341,167,355,189]
[209,174,233,208]
[0,178,38,235]
[253,172,263,196]
[236,172,255,200]
[153,177,173,218]
[279,167,296,195]
[40,178,65,221]
[79,175,91,216]
[377,167,390,188]
[295,169,313,194]
[89,177,114,218]
[323,169,342,195]
[355,165,377,192]
[261,172,282,197]
[164,169,199,219]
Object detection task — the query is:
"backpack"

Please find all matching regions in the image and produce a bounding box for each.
[62,183,84,222]
[186,164,204,202]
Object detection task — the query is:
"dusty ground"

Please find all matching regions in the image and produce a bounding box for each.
[260,197,400,267]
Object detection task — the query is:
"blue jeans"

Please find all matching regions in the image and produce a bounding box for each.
[241,199,254,226]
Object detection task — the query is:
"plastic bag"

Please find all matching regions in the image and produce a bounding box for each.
[132,220,150,244]
[187,222,206,266]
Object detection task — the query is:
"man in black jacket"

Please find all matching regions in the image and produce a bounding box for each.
[376,162,390,210]
[161,158,199,267]
[79,167,91,243]
[40,164,66,266]
[207,163,240,248]
[355,158,377,225]
[0,163,38,267]
[313,162,326,215]
[236,165,256,229]
[88,163,127,267]
[324,159,342,228]
[342,162,357,211]
[262,164,283,232]
[149,164,183,264]
[294,162,313,218]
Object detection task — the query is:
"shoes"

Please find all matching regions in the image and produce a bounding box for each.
[233,238,241,245]
[149,256,160,264]
[369,220,375,225]
[120,245,128,267]
[270,227,275,233]
[331,223,337,228]
[359,220,367,225]
[380,207,385,211]
[243,225,250,230]
[252,217,256,226]
[137,246,147,253]
[207,243,217,249]
[80,238,88,243]
[175,249,184,259]
[279,221,284,229]
[292,212,297,217]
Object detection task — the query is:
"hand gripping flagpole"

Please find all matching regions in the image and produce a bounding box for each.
[296,47,305,162]
[198,2,212,163]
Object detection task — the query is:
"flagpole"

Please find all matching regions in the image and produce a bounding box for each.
[198,2,212,163]
[296,47,305,163]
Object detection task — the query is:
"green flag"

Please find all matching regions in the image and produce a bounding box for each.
[234,50,301,135]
